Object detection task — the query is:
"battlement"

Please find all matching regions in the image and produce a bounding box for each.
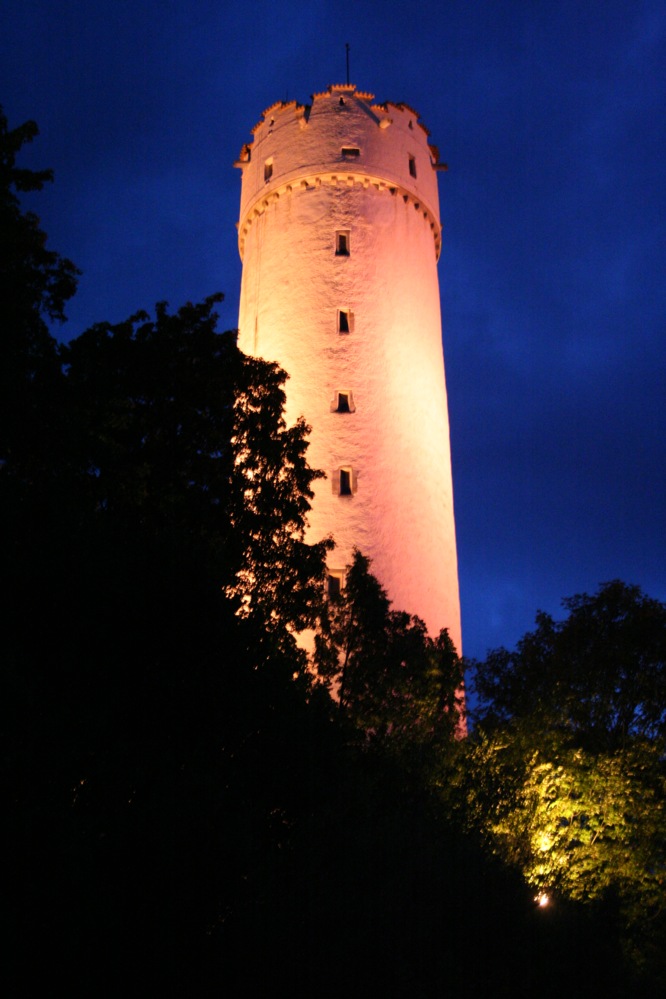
[245,84,436,147]
[237,85,445,251]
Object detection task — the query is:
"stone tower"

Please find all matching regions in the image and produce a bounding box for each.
[236,84,461,653]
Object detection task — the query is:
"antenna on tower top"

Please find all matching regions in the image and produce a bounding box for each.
[345,42,350,85]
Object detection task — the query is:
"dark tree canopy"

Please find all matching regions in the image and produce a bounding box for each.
[316,549,464,751]
[473,580,666,751]
[4,294,335,991]
[57,297,332,641]
[0,107,79,462]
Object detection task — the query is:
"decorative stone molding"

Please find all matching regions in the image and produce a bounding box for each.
[238,171,442,260]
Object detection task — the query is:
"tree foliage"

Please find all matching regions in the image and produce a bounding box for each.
[2,111,339,990]
[315,549,464,751]
[56,297,332,639]
[0,107,79,462]
[474,580,666,749]
[439,582,666,989]
[448,728,665,908]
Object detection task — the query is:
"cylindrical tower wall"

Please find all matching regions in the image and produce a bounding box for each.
[236,85,461,652]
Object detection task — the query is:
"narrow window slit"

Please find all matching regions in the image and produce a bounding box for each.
[339,468,352,495]
[333,466,356,496]
[331,390,355,413]
[338,309,352,334]
[336,230,350,256]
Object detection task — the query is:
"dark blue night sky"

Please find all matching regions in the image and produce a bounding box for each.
[2,0,664,659]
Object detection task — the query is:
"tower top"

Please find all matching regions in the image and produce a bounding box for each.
[235,85,447,260]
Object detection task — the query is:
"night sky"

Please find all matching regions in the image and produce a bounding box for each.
[2,1,664,660]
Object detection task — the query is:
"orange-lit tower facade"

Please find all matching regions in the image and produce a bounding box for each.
[236,84,461,653]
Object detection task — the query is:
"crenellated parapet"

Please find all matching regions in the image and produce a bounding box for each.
[235,84,446,259]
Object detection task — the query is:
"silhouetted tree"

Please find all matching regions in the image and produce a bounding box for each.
[315,549,463,753]
[60,297,332,643]
[1,114,337,990]
[0,106,78,465]
[474,580,666,750]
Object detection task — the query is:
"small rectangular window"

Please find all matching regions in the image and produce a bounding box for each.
[341,146,360,158]
[327,572,344,600]
[335,230,350,256]
[408,155,417,178]
[264,158,273,182]
[338,309,352,334]
[330,390,355,413]
[332,466,356,496]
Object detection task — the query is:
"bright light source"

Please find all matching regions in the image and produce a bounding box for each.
[535,892,550,908]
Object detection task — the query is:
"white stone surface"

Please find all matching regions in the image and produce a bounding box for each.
[236,85,461,653]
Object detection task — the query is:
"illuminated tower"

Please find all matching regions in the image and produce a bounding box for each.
[236,84,461,653]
